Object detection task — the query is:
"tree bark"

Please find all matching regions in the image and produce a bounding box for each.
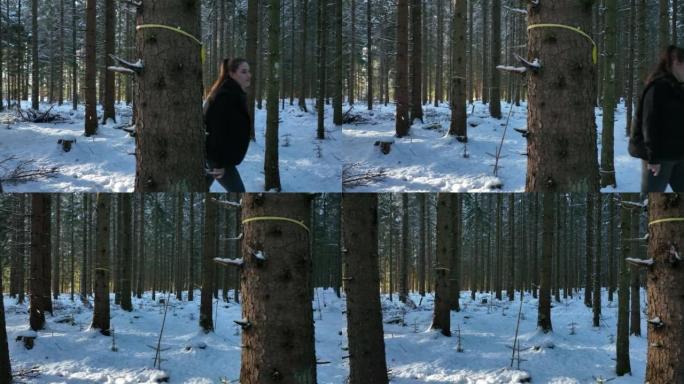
[316,0,326,139]
[102,0,116,123]
[409,0,423,123]
[30,194,52,331]
[395,0,410,137]
[593,194,602,327]
[537,193,553,332]
[525,1,599,192]
[92,194,111,335]
[430,193,451,336]
[367,0,373,110]
[342,194,390,384]
[31,0,38,110]
[489,0,501,118]
[120,194,132,311]
[615,193,633,376]
[135,0,206,191]
[84,0,97,136]
[434,0,443,106]
[298,0,308,112]
[448,0,467,141]
[0,245,11,382]
[645,193,684,383]
[200,196,216,332]
[264,0,282,191]
[399,194,409,303]
[585,194,594,307]
[239,194,316,384]
[333,0,343,125]
[629,201,641,336]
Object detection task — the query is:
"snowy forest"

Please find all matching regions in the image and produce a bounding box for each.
[0,192,682,383]
[0,0,680,192]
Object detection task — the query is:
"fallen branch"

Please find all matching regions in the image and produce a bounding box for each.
[342,163,387,189]
[0,156,59,185]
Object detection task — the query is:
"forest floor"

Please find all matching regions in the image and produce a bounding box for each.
[4,288,646,383]
[0,100,342,192]
[342,101,642,192]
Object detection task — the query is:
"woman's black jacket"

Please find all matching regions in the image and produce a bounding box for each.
[634,74,684,163]
[205,78,251,168]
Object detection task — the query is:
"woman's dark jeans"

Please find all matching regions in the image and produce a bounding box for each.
[642,160,684,193]
[206,161,246,192]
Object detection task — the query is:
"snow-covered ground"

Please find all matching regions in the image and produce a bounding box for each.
[342,101,642,192]
[4,288,647,383]
[0,100,342,192]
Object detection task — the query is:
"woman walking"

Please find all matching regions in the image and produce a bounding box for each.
[631,45,684,192]
[205,58,252,192]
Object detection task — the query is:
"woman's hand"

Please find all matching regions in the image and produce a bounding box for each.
[208,168,225,179]
[648,163,661,176]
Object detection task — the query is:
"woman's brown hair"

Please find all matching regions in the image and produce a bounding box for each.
[646,45,684,85]
[205,58,248,102]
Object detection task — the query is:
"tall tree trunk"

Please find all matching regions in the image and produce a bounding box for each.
[615,193,633,376]
[246,0,258,140]
[188,193,195,301]
[624,0,635,137]
[316,0,326,139]
[508,193,515,301]
[239,194,316,384]
[102,0,116,123]
[31,0,38,110]
[398,194,409,303]
[495,195,503,300]
[434,0,443,106]
[430,193,451,336]
[0,244,11,382]
[349,0,356,106]
[409,0,423,123]
[69,194,75,301]
[333,0,343,125]
[71,0,78,110]
[537,193,553,332]
[525,1,599,192]
[489,0,501,118]
[136,194,145,298]
[367,0,373,110]
[175,194,183,300]
[92,194,111,335]
[585,194,594,307]
[629,200,641,336]
[298,0,308,112]
[601,0,618,188]
[418,194,426,296]
[448,0,467,141]
[135,0,206,191]
[450,194,461,311]
[264,0,282,191]
[481,0,489,104]
[84,0,97,136]
[200,196,216,332]
[81,194,88,300]
[645,193,684,383]
[395,0,410,137]
[52,195,61,300]
[593,194,602,327]
[30,194,52,331]
[342,194,390,384]
[120,194,132,311]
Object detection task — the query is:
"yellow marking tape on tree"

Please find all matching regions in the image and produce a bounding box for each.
[648,217,684,226]
[527,23,598,65]
[136,24,206,64]
[242,216,310,234]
